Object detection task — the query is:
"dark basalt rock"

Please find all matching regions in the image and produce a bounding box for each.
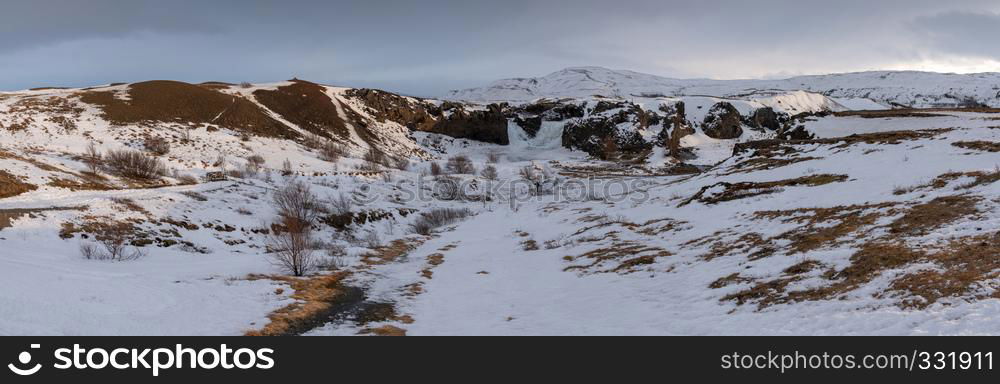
[514,115,543,137]
[778,125,815,140]
[751,107,783,131]
[702,102,744,139]
[430,104,510,145]
[562,116,651,157]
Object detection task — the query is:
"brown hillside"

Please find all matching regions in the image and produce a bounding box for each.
[79,81,297,139]
[253,80,349,140]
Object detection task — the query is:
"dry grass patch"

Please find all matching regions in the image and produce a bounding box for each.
[0,171,38,199]
[680,174,848,206]
[755,203,897,255]
[887,234,1000,309]
[80,81,295,139]
[564,241,672,274]
[362,239,422,266]
[889,195,980,236]
[253,80,348,140]
[952,141,1000,153]
[244,271,352,336]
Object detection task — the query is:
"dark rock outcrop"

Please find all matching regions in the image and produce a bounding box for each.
[778,125,815,140]
[751,107,783,131]
[701,102,744,139]
[430,104,510,145]
[562,114,650,158]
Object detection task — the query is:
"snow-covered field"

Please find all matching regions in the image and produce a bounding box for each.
[1,77,998,336]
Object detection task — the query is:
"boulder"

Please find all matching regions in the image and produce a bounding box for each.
[701,102,744,139]
[751,107,782,131]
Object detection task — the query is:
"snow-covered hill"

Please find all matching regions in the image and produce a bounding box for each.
[1,74,999,336]
[448,66,1000,108]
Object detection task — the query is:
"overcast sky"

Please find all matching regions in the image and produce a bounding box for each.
[2,0,1000,96]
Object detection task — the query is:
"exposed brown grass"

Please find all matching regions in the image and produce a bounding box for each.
[80,81,294,139]
[733,129,952,156]
[244,271,351,336]
[253,80,348,140]
[564,241,672,274]
[755,203,897,255]
[833,110,946,118]
[889,195,980,236]
[952,140,1000,153]
[361,239,421,266]
[887,234,1000,309]
[680,174,848,206]
[0,171,38,199]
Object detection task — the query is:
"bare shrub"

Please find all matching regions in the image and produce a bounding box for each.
[388,156,410,171]
[487,151,502,163]
[143,137,171,156]
[79,243,100,260]
[409,208,472,235]
[266,217,316,277]
[319,141,346,162]
[245,154,265,177]
[446,155,476,174]
[214,154,228,172]
[429,162,443,177]
[329,193,353,215]
[358,148,386,172]
[83,142,102,174]
[240,82,253,89]
[105,149,166,180]
[273,181,320,230]
[363,230,382,249]
[481,165,499,180]
[281,159,294,177]
[321,244,349,270]
[80,222,145,261]
[267,181,320,276]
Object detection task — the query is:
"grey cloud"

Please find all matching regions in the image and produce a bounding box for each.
[1,0,999,96]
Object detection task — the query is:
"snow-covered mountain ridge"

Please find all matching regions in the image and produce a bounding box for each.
[448,66,1000,109]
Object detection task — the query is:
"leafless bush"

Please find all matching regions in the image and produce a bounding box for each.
[80,222,145,261]
[227,168,246,179]
[245,154,265,177]
[430,162,443,177]
[143,137,171,156]
[214,154,228,172]
[446,155,476,174]
[267,181,321,276]
[273,181,320,230]
[320,244,349,270]
[487,151,502,163]
[83,142,102,174]
[281,159,294,177]
[105,149,166,180]
[240,82,253,89]
[329,193,353,215]
[79,243,100,260]
[358,148,386,172]
[266,217,317,277]
[409,208,472,235]
[388,156,410,171]
[481,165,499,180]
[319,141,346,162]
[363,230,382,249]
[178,174,199,185]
